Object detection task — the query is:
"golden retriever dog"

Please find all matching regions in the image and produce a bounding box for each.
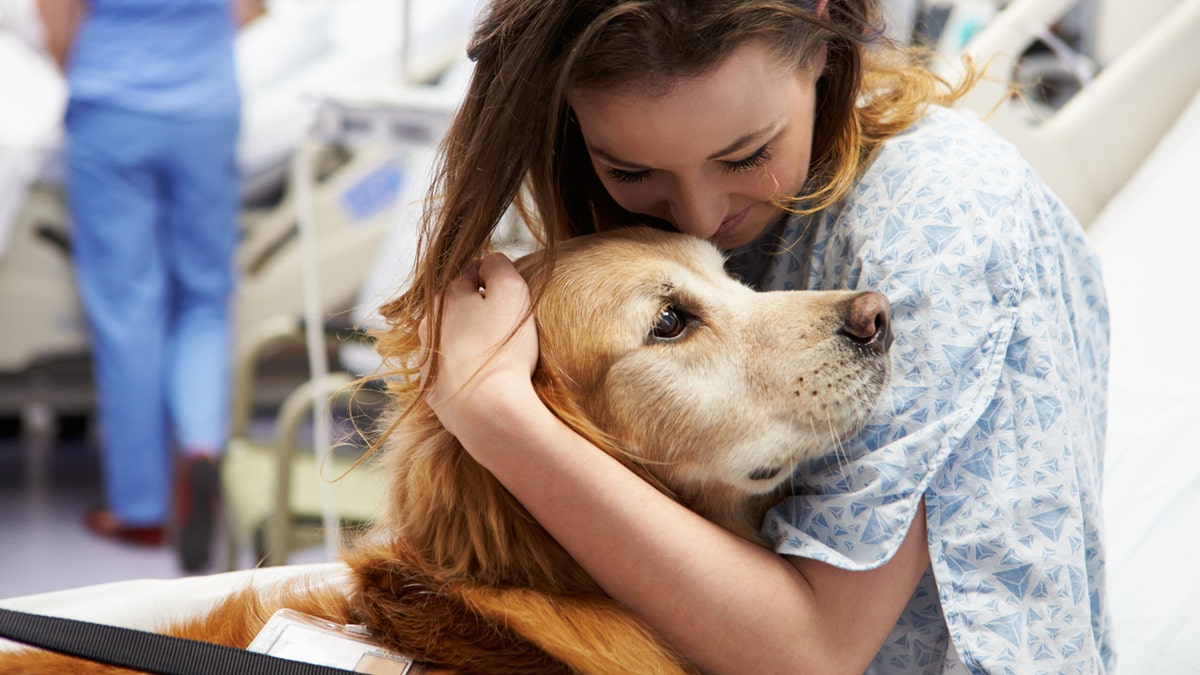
[4,226,891,674]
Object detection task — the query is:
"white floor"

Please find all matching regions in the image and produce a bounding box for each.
[0,419,334,601]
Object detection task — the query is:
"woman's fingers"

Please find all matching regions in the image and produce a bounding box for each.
[477,251,527,298]
[439,254,531,339]
[445,256,483,298]
[419,253,540,438]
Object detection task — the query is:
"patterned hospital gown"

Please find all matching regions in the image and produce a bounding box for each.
[726,107,1114,674]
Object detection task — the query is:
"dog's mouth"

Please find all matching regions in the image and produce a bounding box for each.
[747,466,783,482]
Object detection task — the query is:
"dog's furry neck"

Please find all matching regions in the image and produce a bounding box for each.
[368,402,599,594]
[673,481,777,544]
[364,393,775,597]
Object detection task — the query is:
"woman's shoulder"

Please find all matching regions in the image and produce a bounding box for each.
[819,107,1044,299]
[865,106,1026,188]
[843,106,1039,221]
[886,105,1015,154]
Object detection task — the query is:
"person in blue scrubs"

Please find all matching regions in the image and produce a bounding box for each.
[39,0,255,572]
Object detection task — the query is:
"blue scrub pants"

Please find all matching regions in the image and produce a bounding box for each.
[65,102,240,526]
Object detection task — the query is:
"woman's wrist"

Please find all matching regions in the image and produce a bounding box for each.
[439,371,549,465]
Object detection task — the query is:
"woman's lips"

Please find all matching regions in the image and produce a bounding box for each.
[715,205,751,240]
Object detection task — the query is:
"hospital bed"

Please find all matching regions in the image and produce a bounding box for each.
[3,0,1199,671]
[952,0,1200,227]
[1087,91,1200,675]
[218,54,539,569]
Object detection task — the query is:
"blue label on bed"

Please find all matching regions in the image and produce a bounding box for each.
[341,161,404,224]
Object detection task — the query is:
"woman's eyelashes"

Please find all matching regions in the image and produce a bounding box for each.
[721,143,772,173]
[606,166,651,184]
[602,143,774,185]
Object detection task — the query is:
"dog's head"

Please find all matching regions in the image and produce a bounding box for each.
[369,226,891,582]
[519,227,891,532]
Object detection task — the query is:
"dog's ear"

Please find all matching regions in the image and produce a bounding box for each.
[533,366,680,503]
[533,366,612,448]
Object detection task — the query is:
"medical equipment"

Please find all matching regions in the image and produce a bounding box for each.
[952,0,1200,226]
[219,7,481,568]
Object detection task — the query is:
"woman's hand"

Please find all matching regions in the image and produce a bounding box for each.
[419,252,540,445]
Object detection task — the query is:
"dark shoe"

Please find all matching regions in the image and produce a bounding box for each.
[83,509,165,546]
[176,456,218,573]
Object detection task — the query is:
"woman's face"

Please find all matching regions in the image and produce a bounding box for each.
[570,40,824,250]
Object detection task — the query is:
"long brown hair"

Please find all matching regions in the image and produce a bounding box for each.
[377,0,973,389]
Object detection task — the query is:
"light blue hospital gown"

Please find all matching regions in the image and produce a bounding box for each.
[727,107,1114,674]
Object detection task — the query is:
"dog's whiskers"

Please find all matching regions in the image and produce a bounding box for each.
[822,406,853,479]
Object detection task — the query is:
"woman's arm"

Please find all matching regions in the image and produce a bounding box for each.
[233,0,265,28]
[35,0,83,70]
[425,254,930,675]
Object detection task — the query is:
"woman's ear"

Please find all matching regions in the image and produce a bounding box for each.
[814,0,829,16]
[812,43,828,75]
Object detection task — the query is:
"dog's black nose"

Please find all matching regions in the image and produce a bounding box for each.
[841,292,892,354]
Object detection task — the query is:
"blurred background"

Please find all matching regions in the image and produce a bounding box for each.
[0,0,487,592]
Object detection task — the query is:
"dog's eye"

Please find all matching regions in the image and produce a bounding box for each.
[650,306,687,341]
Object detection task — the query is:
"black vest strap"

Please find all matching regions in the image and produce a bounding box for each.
[0,608,354,675]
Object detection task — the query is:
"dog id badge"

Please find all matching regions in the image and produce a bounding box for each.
[248,608,425,674]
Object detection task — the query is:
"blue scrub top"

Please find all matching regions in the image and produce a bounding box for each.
[67,0,240,119]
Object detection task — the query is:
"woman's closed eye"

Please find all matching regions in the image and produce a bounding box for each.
[721,143,772,173]
[606,166,652,185]
[603,142,773,185]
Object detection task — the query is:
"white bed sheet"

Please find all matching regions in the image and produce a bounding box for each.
[0,563,349,654]
[0,22,65,259]
[1087,90,1200,674]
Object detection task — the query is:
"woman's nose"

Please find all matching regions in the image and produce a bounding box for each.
[668,182,726,239]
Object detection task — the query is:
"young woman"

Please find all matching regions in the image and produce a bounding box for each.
[391,0,1114,672]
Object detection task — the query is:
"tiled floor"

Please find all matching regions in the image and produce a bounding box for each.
[0,412,335,601]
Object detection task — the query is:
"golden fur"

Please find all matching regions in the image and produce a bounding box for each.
[3,227,890,674]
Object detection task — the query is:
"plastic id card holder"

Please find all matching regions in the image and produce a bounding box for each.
[248,608,427,675]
